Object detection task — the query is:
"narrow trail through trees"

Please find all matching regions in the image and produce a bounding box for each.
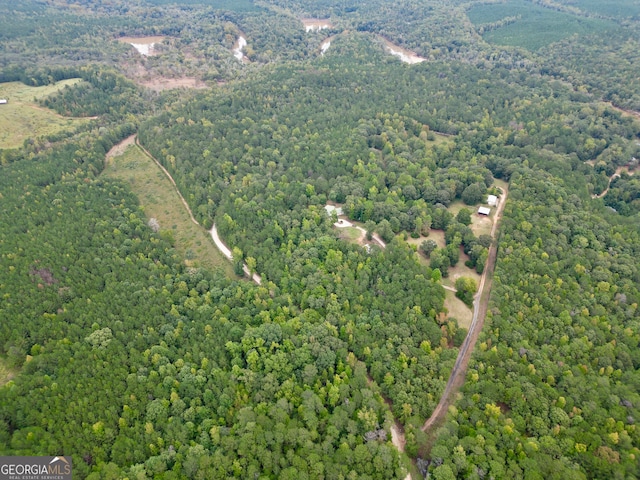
[421,185,509,435]
[591,166,636,199]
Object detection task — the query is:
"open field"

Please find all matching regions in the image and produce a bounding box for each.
[0,79,90,149]
[407,230,446,250]
[444,290,472,330]
[337,226,364,243]
[443,251,481,289]
[428,131,454,146]
[104,144,234,276]
[470,212,493,238]
[467,0,616,50]
[302,18,334,31]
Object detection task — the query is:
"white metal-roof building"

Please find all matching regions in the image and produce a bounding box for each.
[478,206,491,216]
[487,194,498,206]
[324,205,343,217]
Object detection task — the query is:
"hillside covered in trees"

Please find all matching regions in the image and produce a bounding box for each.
[1,0,639,479]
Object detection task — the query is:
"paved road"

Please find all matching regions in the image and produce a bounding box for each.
[422,185,508,433]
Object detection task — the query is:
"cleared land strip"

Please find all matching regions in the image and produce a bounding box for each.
[422,184,509,434]
[104,136,231,275]
[128,136,260,283]
[135,137,261,284]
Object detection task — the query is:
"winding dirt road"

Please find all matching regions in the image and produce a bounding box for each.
[591,166,635,199]
[134,136,262,285]
[334,217,386,248]
[422,185,508,434]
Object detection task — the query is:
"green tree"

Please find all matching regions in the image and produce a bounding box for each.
[420,239,438,257]
[456,208,472,226]
[462,183,485,205]
[455,277,477,307]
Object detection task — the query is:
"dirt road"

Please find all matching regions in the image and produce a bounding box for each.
[131,136,261,284]
[422,184,508,434]
[591,166,635,199]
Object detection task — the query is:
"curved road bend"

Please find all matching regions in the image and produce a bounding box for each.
[422,185,508,433]
[134,137,262,285]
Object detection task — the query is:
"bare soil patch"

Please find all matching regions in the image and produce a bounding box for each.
[605,102,640,121]
[120,62,209,92]
[380,37,426,64]
[302,18,334,31]
[118,36,166,56]
[105,134,136,163]
[118,35,166,44]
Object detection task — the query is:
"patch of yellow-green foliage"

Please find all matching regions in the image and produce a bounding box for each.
[104,144,234,277]
[0,79,89,149]
[0,357,17,387]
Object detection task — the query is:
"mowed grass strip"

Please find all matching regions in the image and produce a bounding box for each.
[337,226,363,243]
[444,290,472,330]
[104,144,234,277]
[0,79,89,149]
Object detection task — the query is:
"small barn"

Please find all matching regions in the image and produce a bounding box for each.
[0,99,7,105]
[478,206,491,216]
[487,194,498,206]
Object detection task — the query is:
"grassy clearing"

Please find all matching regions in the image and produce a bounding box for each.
[408,230,445,270]
[443,252,481,290]
[104,144,234,277]
[337,226,363,243]
[406,230,446,250]
[0,79,89,149]
[467,0,616,50]
[0,358,17,387]
[471,213,493,238]
[447,200,493,237]
[493,179,509,193]
[444,290,472,330]
[428,132,455,147]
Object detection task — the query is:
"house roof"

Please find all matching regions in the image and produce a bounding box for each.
[478,206,491,215]
[324,205,343,216]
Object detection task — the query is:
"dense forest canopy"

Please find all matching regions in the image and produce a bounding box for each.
[1,0,639,479]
